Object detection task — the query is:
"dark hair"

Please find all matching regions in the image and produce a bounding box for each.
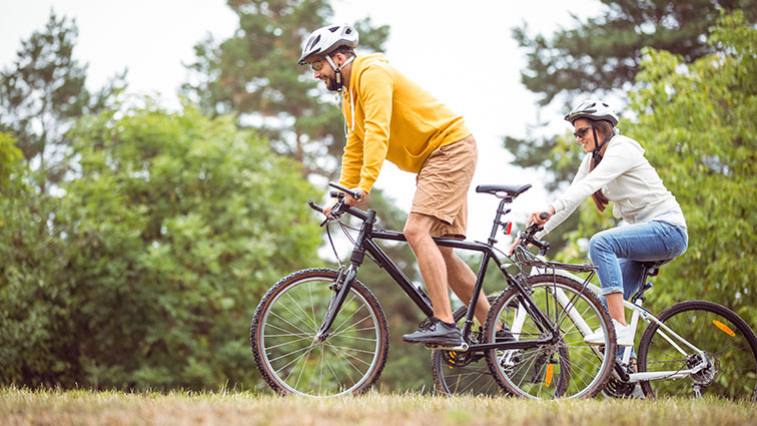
[330,46,356,58]
[588,119,615,212]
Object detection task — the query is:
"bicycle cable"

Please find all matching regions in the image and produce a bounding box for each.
[340,220,381,265]
[325,217,381,267]
[325,220,343,269]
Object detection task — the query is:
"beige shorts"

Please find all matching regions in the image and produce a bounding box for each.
[411,135,477,238]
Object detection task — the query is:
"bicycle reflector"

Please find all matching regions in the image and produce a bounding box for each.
[712,320,736,337]
[545,364,554,387]
[503,222,513,235]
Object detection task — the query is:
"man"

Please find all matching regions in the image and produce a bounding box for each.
[299,24,490,347]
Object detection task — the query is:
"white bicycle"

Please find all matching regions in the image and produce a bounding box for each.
[436,223,757,401]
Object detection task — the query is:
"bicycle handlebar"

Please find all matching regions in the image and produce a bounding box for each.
[328,182,362,201]
[307,182,368,226]
[517,219,550,255]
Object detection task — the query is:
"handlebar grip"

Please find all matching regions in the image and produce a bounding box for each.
[328,182,362,200]
[308,200,324,213]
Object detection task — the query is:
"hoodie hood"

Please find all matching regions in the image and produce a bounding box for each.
[343,53,390,132]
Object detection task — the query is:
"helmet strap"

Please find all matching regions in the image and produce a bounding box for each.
[325,55,355,92]
[591,126,604,164]
[591,124,615,164]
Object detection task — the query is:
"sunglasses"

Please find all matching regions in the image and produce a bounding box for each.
[573,127,592,138]
[310,59,326,72]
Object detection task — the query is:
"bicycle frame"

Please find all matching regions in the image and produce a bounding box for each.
[529,268,710,384]
[315,199,563,353]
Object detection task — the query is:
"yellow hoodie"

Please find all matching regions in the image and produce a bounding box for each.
[338,53,470,194]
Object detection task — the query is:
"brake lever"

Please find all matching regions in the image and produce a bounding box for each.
[320,199,348,227]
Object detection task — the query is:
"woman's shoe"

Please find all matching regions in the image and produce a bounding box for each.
[584,319,634,346]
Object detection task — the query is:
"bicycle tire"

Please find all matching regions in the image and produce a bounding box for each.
[250,268,389,397]
[637,300,757,401]
[484,274,616,399]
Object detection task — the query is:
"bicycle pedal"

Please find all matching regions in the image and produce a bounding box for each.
[425,342,469,352]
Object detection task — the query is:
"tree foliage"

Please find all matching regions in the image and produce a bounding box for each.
[182,0,389,178]
[513,0,756,106]
[555,12,756,326]
[0,105,323,389]
[0,10,126,193]
[0,132,22,191]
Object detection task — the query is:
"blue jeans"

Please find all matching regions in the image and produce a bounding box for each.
[588,220,688,298]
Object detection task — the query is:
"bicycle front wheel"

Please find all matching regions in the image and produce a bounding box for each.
[484,274,616,399]
[250,268,389,397]
[637,300,757,401]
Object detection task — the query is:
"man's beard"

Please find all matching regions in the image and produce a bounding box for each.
[324,76,339,91]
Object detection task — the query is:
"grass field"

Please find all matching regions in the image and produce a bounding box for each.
[1,388,755,426]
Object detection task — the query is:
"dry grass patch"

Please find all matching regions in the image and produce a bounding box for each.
[1,388,754,426]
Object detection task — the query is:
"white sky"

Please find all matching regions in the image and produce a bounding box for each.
[0,0,601,246]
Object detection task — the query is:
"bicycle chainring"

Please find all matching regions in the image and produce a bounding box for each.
[605,360,637,398]
[689,353,719,386]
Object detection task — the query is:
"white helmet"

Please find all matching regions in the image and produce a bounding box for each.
[298,24,359,65]
[564,99,619,126]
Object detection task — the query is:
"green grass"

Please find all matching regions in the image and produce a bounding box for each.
[1,388,754,426]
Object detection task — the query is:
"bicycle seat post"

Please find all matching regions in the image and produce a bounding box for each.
[487,196,512,246]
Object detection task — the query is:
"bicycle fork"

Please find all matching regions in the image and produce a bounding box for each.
[315,210,375,342]
[315,265,358,342]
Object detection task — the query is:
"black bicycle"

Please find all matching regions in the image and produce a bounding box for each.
[250,182,616,398]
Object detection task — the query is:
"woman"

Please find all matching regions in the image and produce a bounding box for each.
[530,99,688,346]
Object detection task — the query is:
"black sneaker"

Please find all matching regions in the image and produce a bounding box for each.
[402,317,463,346]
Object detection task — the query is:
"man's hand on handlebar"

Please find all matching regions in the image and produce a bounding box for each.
[343,188,366,207]
[322,187,365,219]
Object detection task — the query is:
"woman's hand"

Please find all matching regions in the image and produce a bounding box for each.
[507,237,521,256]
[529,206,556,226]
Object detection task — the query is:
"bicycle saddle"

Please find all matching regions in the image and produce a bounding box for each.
[475,184,532,198]
[641,259,673,277]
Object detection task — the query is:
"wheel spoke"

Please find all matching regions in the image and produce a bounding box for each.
[253,273,386,397]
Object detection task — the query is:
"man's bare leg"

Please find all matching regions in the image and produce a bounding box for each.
[438,246,491,324]
[403,213,453,323]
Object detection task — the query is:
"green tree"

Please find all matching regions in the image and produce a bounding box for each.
[0,132,22,190]
[557,12,756,326]
[0,10,126,193]
[513,0,756,106]
[182,0,389,177]
[0,136,69,385]
[1,104,323,389]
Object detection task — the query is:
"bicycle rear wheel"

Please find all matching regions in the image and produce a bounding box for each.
[431,296,502,396]
[250,268,389,397]
[637,300,757,401]
[484,275,616,399]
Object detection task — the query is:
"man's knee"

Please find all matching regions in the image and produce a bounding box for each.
[404,214,433,245]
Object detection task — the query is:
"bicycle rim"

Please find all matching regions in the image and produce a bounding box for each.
[638,300,757,401]
[252,270,388,397]
[485,275,615,399]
